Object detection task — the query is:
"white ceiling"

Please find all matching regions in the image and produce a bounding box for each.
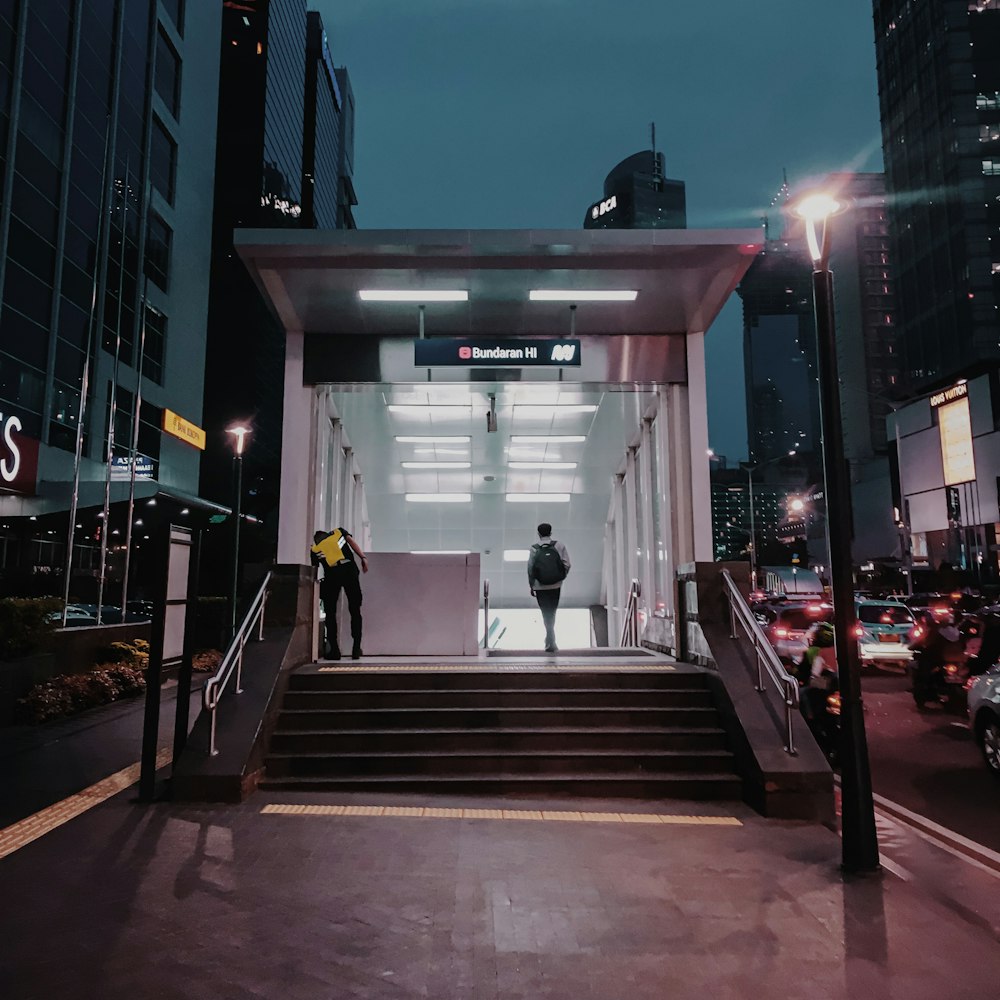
[327,382,655,609]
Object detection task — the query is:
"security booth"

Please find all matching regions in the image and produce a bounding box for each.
[235,228,761,655]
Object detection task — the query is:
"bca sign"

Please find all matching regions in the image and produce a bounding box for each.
[0,412,39,495]
[590,195,617,220]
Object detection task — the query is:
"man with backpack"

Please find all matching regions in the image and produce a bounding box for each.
[527,522,571,652]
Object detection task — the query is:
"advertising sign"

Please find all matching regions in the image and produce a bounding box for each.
[162,409,206,450]
[414,339,581,368]
[0,412,39,495]
[110,454,156,481]
[938,397,976,486]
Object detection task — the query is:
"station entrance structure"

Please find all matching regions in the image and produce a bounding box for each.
[235,228,762,653]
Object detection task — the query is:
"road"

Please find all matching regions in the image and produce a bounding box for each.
[861,667,1000,854]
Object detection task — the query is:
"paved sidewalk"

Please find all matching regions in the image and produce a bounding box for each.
[3,786,1000,999]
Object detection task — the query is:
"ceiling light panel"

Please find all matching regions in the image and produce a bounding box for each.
[405,493,472,503]
[511,435,586,444]
[513,405,597,416]
[359,290,468,302]
[401,461,471,469]
[508,462,577,470]
[503,550,530,562]
[505,493,571,503]
[528,290,637,302]
[395,436,471,443]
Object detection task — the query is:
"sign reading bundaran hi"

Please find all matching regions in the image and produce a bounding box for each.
[414,339,581,368]
[162,409,206,450]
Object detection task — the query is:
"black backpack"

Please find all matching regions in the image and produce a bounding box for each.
[532,541,566,585]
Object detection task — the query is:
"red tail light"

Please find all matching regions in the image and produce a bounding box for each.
[912,626,923,639]
[774,627,789,638]
[853,624,864,638]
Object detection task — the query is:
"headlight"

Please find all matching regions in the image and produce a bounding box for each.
[826,691,842,716]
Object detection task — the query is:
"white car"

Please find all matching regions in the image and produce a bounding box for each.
[855,599,916,669]
[968,666,1000,777]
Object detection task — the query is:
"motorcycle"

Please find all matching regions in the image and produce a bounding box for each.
[910,648,969,710]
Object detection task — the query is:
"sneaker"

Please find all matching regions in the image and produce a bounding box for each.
[544,643,557,653]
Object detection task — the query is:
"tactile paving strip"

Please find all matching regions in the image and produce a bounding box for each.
[260,803,741,826]
[0,746,172,861]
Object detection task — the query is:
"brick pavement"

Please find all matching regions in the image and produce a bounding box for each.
[3,787,1000,999]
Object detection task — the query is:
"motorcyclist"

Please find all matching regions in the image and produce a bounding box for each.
[909,611,963,706]
[796,622,839,756]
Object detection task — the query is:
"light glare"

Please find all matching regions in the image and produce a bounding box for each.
[359,290,468,302]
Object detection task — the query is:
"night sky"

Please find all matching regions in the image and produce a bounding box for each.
[310,0,883,462]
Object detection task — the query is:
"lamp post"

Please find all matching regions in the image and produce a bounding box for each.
[226,424,250,642]
[793,191,880,874]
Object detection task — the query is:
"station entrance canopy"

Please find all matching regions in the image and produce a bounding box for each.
[234,228,761,634]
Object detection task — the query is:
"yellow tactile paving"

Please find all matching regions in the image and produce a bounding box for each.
[261,803,742,827]
[0,747,172,861]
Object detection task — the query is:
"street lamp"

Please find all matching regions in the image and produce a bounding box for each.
[226,423,251,642]
[793,189,880,874]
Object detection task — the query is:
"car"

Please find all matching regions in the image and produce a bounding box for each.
[901,592,955,622]
[46,605,99,628]
[759,601,834,664]
[855,598,916,669]
[967,665,1000,777]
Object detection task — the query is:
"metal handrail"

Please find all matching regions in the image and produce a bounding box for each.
[482,578,490,649]
[721,568,799,755]
[203,570,271,756]
[619,578,641,647]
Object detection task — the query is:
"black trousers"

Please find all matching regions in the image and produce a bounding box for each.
[535,587,561,648]
[320,565,363,653]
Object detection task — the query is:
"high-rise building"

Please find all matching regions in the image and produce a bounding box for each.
[583,150,686,230]
[203,1,356,563]
[872,0,1000,389]
[302,11,355,230]
[203,0,308,527]
[0,0,221,593]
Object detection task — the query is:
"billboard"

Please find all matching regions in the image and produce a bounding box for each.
[938,397,976,486]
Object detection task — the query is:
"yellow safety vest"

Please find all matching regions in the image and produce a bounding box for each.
[311,529,348,567]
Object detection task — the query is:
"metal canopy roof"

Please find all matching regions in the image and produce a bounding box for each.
[234,228,762,338]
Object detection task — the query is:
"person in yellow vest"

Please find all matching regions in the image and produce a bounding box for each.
[310,528,369,659]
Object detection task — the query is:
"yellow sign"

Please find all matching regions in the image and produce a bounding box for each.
[162,409,206,451]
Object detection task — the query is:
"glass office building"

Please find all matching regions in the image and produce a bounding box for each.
[583,150,686,230]
[0,0,220,594]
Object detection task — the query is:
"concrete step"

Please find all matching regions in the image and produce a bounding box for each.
[288,669,703,693]
[281,687,716,711]
[276,706,721,730]
[268,726,730,755]
[256,772,743,800]
[264,748,737,778]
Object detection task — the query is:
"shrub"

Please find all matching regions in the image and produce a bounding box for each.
[17,663,147,724]
[192,648,223,672]
[0,597,61,660]
[93,639,150,670]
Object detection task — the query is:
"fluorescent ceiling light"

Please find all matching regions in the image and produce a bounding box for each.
[413,447,469,455]
[514,404,597,415]
[395,435,471,443]
[508,461,577,470]
[529,289,637,302]
[511,435,586,444]
[359,290,468,302]
[505,493,571,503]
[503,549,530,562]
[388,404,472,414]
[405,493,471,503]
[401,461,471,469]
[411,550,472,555]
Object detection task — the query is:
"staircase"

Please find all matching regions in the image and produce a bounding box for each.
[260,666,742,799]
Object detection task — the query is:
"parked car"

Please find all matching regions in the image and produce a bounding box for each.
[46,605,99,628]
[967,665,1000,777]
[758,601,834,664]
[855,598,916,669]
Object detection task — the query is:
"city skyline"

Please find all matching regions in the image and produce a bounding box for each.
[312,0,884,460]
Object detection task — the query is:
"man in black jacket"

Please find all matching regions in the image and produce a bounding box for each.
[311,528,369,659]
[527,522,571,652]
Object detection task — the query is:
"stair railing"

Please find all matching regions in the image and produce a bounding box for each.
[619,578,641,647]
[482,578,490,649]
[721,568,799,755]
[203,570,271,757]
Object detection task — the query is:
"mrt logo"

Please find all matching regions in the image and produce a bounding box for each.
[458,346,472,359]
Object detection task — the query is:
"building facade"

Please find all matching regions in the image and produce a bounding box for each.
[872,0,1000,389]
[0,0,220,595]
[583,150,686,230]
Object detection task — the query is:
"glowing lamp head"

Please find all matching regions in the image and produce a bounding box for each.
[226,424,251,456]
[793,193,842,223]
[789,498,805,513]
